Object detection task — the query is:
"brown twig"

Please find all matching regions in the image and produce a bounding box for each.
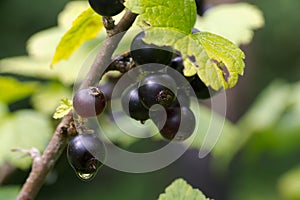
[17,10,137,200]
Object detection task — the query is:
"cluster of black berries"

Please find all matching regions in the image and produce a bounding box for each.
[119,30,199,141]
[67,0,210,181]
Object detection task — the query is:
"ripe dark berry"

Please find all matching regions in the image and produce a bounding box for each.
[138,73,177,109]
[98,75,120,101]
[130,31,173,65]
[88,0,125,17]
[169,56,194,83]
[67,133,106,181]
[190,75,218,99]
[152,106,196,141]
[170,56,184,73]
[73,87,106,118]
[195,0,204,16]
[121,83,149,121]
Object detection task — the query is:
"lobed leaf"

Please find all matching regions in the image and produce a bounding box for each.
[57,1,90,29]
[144,29,245,90]
[278,166,300,200]
[0,111,52,169]
[196,32,245,89]
[195,3,265,45]
[126,0,246,90]
[158,178,211,200]
[51,8,103,67]
[53,98,73,119]
[0,77,38,104]
[125,0,196,34]
[32,83,72,115]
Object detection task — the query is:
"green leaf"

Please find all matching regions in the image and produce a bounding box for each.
[0,110,52,169]
[57,1,90,29]
[0,40,97,85]
[278,166,300,200]
[0,102,8,119]
[126,0,245,90]
[195,3,265,45]
[0,186,19,200]
[32,83,72,115]
[196,32,245,89]
[0,76,38,104]
[125,0,196,34]
[143,29,245,90]
[27,27,65,60]
[51,8,103,67]
[0,56,58,80]
[238,80,291,132]
[27,1,94,60]
[158,178,211,200]
[53,98,73,119]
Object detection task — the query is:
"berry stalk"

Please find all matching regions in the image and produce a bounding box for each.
[17,11,137,200]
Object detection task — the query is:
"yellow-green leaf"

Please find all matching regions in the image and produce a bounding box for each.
[197,32,245,89]
[144,29,245,90]
[0,111,52,169]
[53,98,73,119]
[158,178,211,200]
[0,76,38,104]
[32,83,72,115]
[51,8,103,67]
[195,3,265,45]
[125,0,196,34]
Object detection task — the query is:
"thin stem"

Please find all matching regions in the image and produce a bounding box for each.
[17,10,137,200]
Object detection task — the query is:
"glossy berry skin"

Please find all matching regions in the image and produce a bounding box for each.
[67,134,105,180]
[88,0,124,17]
[98,75,120,101]
[190,75,218,99]
[130,31,173,65]
[169,56,194,83]
[195,0,204,16]
[73,87,106,118]
[170,56,184,73]
[152,106,196,141]
[121,84,149,121]
[138,73,177,109]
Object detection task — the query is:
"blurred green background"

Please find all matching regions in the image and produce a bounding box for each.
[0,0,300,199]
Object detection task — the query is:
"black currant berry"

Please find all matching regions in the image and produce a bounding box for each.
[98,75,120,101]
[195,0,204,16]
[170,56,184,73]
[138,73,177,109]
[67,133,106,181]
[130,31,173,65]
[121,83,149,121]
[88,0,124,17]
[73,87,106,118]
[190,75,218,99]
[152,106,196,141]
[169,56,194,83]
